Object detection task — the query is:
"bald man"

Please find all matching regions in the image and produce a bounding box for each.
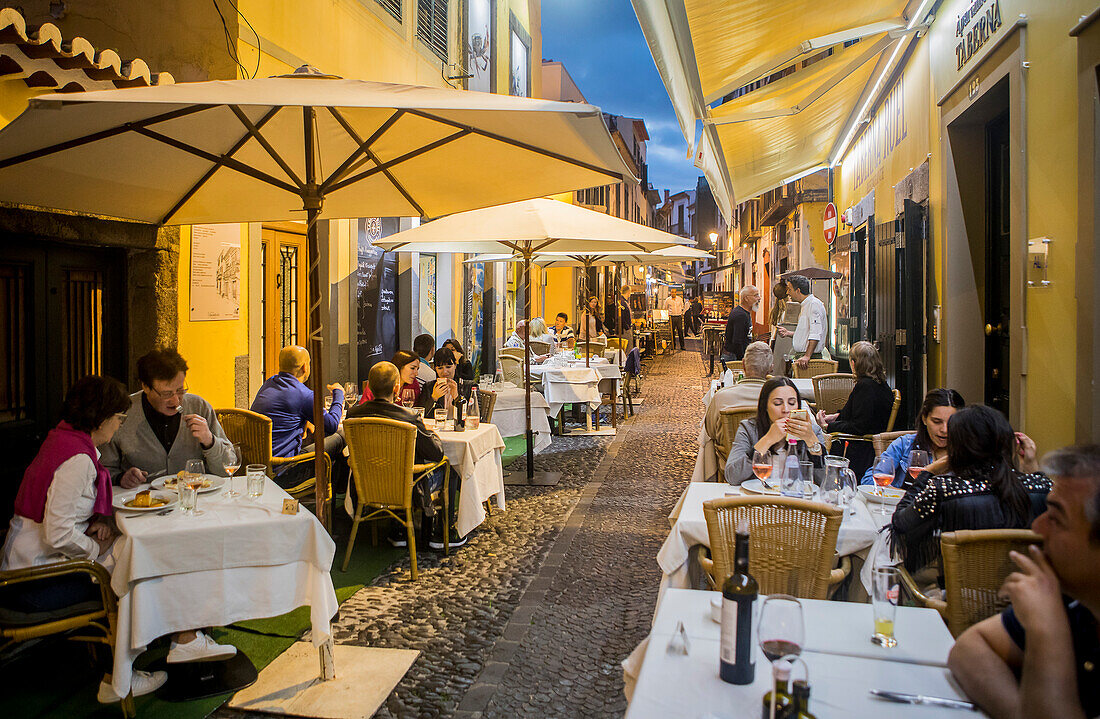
[723,285,759,361]
[250,346,346,487]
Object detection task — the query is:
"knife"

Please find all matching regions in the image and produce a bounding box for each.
[870,690,977,711]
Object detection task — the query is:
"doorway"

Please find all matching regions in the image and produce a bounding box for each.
[984,111,1012,414]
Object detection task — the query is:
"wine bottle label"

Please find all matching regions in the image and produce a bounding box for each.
[720,597,737,664]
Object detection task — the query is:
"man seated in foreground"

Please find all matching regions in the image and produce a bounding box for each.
[947,444,1100,719]
[250,345,347,490]
[345,362,465,550]
[694,341,772,483]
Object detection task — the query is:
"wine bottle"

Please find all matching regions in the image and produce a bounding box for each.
[720,518,758,684]
[760,659,793,719]
[454,393,466,431]
[791,680,816,719]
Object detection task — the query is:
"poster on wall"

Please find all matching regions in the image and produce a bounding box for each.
[466,0,492,93]
[510,30,528,97]
[419,254,437,336]
[357,217,399,379]
[463,261,485,373]
[190,223,240,321]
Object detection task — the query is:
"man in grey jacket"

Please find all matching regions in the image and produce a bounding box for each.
[100,348,232,489]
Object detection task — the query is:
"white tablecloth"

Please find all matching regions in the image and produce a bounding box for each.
[658,483,890,592]
[110,479,337,697]
[529,363,622,416]
[479,384,552,454]
[624,589,965,718]
[438,423,506,537]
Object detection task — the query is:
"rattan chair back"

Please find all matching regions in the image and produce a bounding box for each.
[528,340,551,355]
[872,431,915,456]
[500,346,524,360]
[716,406,757,468]
[703,496,843,599]
[811,373,857,415]
[477,389,497,423]
[499,355,524,386]
[605,337,626,350]
[724,361,744,375]
[576,340,606,356]
[215,408,274,470]
[886,389,902,431]
[343,417,415,510]
[941,529,1042,636]
[793,359,839,379]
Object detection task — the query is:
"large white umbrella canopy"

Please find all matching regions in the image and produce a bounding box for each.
[468,244,712,267]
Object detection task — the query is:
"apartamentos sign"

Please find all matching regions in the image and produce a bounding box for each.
[931,0,1023,104]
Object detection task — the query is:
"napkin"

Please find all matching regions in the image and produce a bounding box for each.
[721,369,734,386]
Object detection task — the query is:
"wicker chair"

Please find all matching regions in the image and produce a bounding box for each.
[715,405,757,471]
[342,417,452,580]
[1,560,133,715]
[793,358,839,379]
[216,408,329,501]
[528,340,551,355]
[719,360,744,375]
[828,389,903,450]
[477,389,497,423]
[499,355,525,386]
[605,337,626,350]
[872,430,916,456]
[576,339,607,356]
[811,373,857,414]
[701,496,846,599]
[899,529,1042,637]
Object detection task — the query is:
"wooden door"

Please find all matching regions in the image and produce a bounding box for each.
[260,227,309,379]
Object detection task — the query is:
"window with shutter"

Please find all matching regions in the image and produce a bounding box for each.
[417,0,448,62]
[375,0,401,22]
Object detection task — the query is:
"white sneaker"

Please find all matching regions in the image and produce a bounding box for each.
[97,670,167,703]
[166,630,237,664]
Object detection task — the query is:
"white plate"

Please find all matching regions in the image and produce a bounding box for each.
[114,490,178,512]
[740,478,781,495]
[153,473,225,494]
[860,485,904,505]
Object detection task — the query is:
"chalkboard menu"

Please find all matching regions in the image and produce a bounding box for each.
[701,291,737,324]
[357,217,400,380]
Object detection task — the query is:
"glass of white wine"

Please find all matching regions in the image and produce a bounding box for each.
[181,458,205,516]
[223,443,242,498]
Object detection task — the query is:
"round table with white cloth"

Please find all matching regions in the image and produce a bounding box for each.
[528,361,622,416]
[478,382,552,453]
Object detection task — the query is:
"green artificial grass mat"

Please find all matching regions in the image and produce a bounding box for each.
[1,532,402,719]
[501,435,527,467]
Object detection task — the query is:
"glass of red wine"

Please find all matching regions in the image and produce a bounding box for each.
[871,455,897,521]
[758,594,804,666]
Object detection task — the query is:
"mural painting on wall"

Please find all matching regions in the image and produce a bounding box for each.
[466,0,492,93]
[510,30,528,97]
[190,223,240,321]
[357,217,398,377]
[463,261,485,374]
[419,254,437,336]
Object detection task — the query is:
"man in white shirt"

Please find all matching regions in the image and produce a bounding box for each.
[504,320,527,348]
[778,275,827,370]
[663,288,687,351]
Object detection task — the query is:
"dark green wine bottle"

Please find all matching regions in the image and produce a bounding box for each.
[791,680,816,718]
[719,519,758,684]
[760,658,793,719]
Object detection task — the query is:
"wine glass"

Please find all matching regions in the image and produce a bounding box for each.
[907,449,930,484]
[182,458,206,516]
[758,594,805,666]
[344,382,357,404]
[753,450,773,488]
[223,443,242,498]
[401,387,417,408]
[871,455,897,522]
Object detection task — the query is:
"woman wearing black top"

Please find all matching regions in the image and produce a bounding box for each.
[441,338,475,382]
[815,340,894,478]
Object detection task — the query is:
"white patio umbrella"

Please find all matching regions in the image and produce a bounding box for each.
[374,199,685,482]
[0,67,636,524]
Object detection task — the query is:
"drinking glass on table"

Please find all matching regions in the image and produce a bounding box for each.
[758,594,805,665]
[752,450,774,488]
[223,443,242,498]
[799,460,815,500]
[344,382,357,404]
[871,455,896,521]
[180,459,205,516]
[823,455,857,510]
[246,463,266,498]
[401,387,417,408]
[434,408,447,431]
[872,566,900,648]
[907,449,930,483]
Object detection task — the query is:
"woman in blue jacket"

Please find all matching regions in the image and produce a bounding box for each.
[860,388,965,487]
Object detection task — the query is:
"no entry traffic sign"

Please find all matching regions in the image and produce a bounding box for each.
[823,202,838,245]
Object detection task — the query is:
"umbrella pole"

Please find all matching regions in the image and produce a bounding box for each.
[584,258,592,369]
[523,251,534,480]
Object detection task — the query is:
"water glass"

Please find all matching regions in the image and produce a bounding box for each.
[799,461,815,500]
[871,566,900,648]
[434,408,447,431]
[413,407,425,422]
[246,463,266,498]
[179,482,198,515]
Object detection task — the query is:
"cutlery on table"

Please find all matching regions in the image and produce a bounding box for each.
[870,690,977,711]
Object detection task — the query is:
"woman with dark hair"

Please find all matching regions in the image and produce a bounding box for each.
[889,405,1051,575]
[359,350,421,403]
[441,339,476,382]
[578,295,606,340]
[816,340,894,478]
[725,376,826,485]
[859,388,966,487]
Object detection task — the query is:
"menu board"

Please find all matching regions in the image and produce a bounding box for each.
[189,223,240,321]
[700,291,737,324]
[357,217,399,379]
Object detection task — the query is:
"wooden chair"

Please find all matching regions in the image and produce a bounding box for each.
[701,496,846,599]
[715,405,757,471]
[216,408,330,501]
[872,430,916,457]
[477,389,497,423]
[1,560,133,716]
[528,340,551,355]
[898,529,1042,637]
[341,417,452,580]
[793,358,838,379]
[811,373,857,415]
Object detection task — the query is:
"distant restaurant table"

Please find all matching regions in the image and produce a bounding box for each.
[478,382,552,454]
[435,422,506,536]
[110,478,337,698]
[528,359,622,416]
[701,322,725,376]
[623,588,964,718]
[659,482,891,594]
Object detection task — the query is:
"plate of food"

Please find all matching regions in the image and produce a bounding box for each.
[153,472,225,494]
[859,485,905,505]
[114,489,177,512]
[739,478,781,495]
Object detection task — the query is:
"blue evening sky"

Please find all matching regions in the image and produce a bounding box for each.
[541,0,700,196]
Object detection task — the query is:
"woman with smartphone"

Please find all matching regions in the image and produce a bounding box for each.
[724,377,826,485]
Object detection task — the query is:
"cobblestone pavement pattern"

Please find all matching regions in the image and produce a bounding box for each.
[214,343,704,718]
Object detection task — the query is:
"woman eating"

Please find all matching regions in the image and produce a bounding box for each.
[860,388,965,487]
[815,340,894,478]
[889,404,1050,577]
[360,350,422,404]
[725,376,826,485]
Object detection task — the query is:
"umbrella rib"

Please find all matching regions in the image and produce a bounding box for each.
[0,105,213,170]
[324,107,425,217]
[404,108,627,182]
[327,129,470,194]
[320,108,403,191]
[132,126,298,194]
[160,105,282,225]
[229,104,304,189]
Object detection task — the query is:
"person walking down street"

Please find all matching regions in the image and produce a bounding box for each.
[723,285,758,361]
[688,295,703,336]
[777,275,826,370]
[663,288,686,351]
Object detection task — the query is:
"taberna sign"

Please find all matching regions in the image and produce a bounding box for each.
[930,0,1024,105]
